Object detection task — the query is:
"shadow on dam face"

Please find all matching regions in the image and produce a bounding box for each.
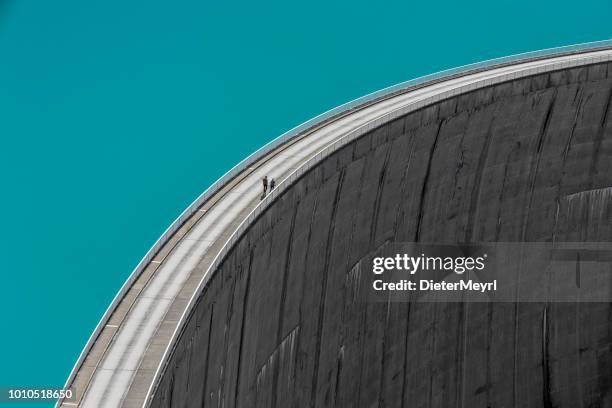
[151,62,612,408]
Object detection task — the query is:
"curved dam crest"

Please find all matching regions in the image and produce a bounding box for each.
[150,62,612,407]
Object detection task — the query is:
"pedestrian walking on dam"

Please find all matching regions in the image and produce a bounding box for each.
[261,176,268,199]
[270,178,276,190]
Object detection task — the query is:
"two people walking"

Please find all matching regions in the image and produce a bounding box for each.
[261,175,276,200]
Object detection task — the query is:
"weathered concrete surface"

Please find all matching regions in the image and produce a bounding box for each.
[151,62,612,408]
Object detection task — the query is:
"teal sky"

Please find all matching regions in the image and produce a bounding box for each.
[1,0,611,405]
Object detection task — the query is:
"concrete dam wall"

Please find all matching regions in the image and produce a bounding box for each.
[150,62,612,408]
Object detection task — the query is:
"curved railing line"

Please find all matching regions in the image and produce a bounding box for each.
[59,39,612,407]
[141,46,612,406]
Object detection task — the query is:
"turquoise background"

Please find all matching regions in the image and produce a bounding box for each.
[0,0,611,405]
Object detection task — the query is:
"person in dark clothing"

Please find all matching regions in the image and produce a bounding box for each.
[262,176,268,197]
[270,178,276,190]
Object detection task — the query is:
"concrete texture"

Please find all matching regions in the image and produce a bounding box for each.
[149,62,612,407]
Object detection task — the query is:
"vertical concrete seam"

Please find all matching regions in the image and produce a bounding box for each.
[370,138,394,245]
[200,303,215,408]
[310,169,346,408]
[376,297,393,408]
[587,85,612,189]
[271,203,299,408]
[427,304,438,408]
[520,89,558,243]
[399,301,412,408]
[391,130,417,238]
[355,291,370,407]
[511,85,559,405]
[457,300,469,408]
[217,276,237,408]
[346,154,369,269]
[552,84,586,243]
[464,115,496,243]
[575,297,584,408]
[232,251,254,406]
[415,120,445,241]
[485,302,493,406]
[542,305,553,408]
[291,193,320,406]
